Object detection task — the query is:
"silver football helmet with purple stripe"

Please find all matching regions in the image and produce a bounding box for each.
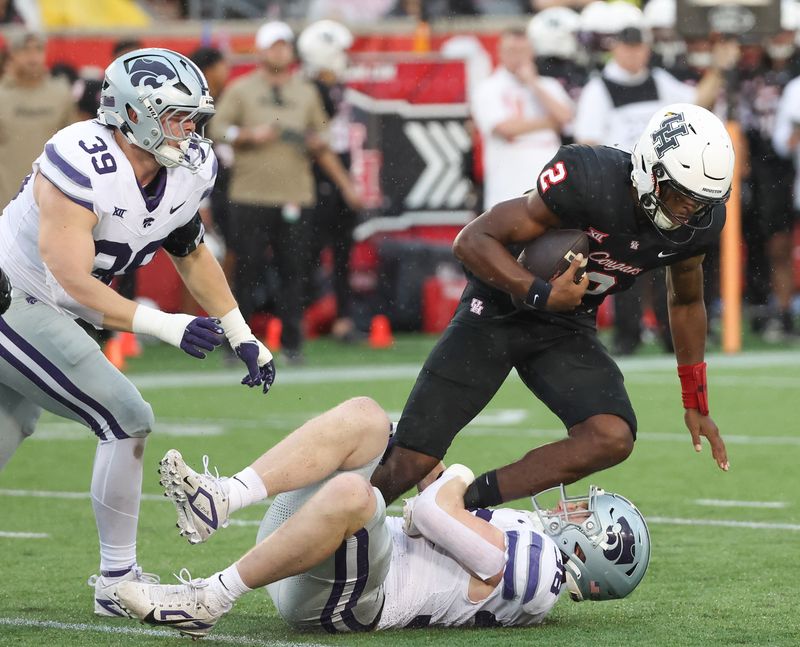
[97,48,214,173]
[532,485,651,601]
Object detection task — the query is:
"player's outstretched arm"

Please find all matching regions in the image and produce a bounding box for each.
[667,257,729,471]
[171,244,276,393]
[36,174,224,358]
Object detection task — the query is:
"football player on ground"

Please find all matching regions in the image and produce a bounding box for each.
[0,48,275,617]
[371,103,732,510]
[115,397,650,637]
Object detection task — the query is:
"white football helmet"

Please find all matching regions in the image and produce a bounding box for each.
[631,103,734,241]
[298,19,354,78]
[97,48,214,173]
[532,485,651,602]
[643,0,676,30]
[527,7,581,60]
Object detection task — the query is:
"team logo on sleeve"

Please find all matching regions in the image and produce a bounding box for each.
[128,57,177,90]
[651,112,688,158]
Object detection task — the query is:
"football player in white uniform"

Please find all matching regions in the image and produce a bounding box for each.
[115,397,650,638]
[0,48,275,617]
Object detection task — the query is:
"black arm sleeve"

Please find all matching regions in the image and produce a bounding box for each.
[162,212,205,257]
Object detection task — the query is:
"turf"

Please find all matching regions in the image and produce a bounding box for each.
[1,333,798,646]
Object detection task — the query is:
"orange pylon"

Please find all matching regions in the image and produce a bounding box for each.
[266,318,282,352]
[369,315,394,349]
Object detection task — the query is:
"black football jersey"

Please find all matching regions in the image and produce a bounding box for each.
[463,145,725,329]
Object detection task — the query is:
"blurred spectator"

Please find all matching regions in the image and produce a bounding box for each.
[471,28,573,211]
[763,5,800,341]
[527,6,587,143]
[0,0,24,24]
[210,21,360,365]
[308,0,394,23]
[390,0,481,18]
[573,5,727,355]
[190,46,232,277]
[530,0,594,11]
[0,31,75,208]
[643,0,686,71]
[298,20,366,343]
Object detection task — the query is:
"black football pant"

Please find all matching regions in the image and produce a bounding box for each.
[227,202,312,352]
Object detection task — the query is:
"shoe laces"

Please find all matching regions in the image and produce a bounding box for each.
[131,564,160,585]
[149,568,209,609]
[201,455,223,484]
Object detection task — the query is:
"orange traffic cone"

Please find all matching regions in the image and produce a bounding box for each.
[119,331,142,358]
[369,315,393,349]
[103,336,126,371]
[266,317,282,352]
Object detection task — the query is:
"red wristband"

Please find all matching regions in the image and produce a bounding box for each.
[677,362,709,416]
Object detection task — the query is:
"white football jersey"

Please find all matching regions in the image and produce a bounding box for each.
[378,508,564,630]
[0,119,216,325]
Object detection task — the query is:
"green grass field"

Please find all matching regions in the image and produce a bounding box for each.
[1,334,799,647]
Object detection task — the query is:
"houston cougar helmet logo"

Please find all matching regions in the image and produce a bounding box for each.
[602,516,636,565]
[128,58,177,90]
[651,112,689,158]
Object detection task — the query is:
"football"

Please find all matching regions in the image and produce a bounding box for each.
[512,229,590,308]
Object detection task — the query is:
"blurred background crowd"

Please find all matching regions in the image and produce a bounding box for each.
[1,0,799,366]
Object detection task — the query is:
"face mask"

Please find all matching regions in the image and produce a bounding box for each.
[686,50,713,69]
[766,42,795,60]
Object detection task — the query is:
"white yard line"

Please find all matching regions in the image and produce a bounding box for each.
[648,516,800,531]
[127,350,800,391]
[0,617,330,647]
[0,531,49,539]
[0,489,800,531]
[460,427,800,445]
[694,499,788,509]
[0,488,167,502]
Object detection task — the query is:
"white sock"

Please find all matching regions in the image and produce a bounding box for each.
[91,438,144,572]
[210,563,252,605]
[227,466,267,514]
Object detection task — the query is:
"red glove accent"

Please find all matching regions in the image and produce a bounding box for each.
[678,362,709,416]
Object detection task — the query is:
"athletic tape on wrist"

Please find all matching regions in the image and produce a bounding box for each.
[678,361,709,416]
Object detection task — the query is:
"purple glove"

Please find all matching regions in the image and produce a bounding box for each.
[180,317,224,358]
[235,340,276,394]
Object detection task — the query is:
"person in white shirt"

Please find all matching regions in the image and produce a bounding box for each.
[573,11,725,356]
[115,397,650,638]
[471,28,574,211]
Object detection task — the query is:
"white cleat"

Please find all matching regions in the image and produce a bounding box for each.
[159,450,230,544]
[116,568,231,639]
[88,565,160,618]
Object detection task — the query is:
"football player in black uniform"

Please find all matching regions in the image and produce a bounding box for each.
[372,103,732,508]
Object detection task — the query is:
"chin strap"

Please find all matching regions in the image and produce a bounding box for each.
[677,362,709,416]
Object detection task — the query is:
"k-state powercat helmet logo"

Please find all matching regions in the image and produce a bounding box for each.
[603,516,636,565]
[128,57,177,90]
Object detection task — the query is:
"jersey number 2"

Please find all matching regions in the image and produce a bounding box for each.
[538,161,567,194]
